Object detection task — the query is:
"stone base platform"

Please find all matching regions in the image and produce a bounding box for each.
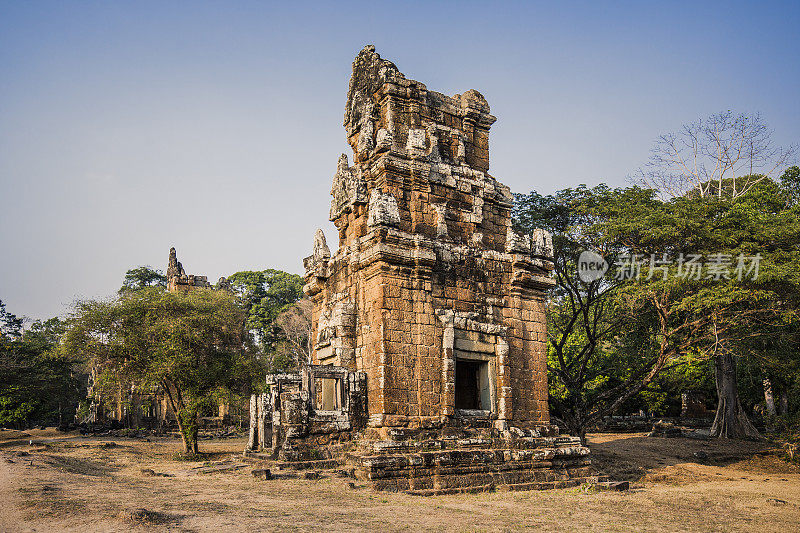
[345,428,596,494]
[254,415,597,494]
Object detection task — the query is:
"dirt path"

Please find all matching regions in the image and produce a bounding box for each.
[0,432,798,532]
[0,457,30,532]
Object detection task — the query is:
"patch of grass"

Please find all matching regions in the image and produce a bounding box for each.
[41,454,115,477]
[171,451,208,461]
[119,507,180,525]
[18,484,89,519]
[568,483,602,495]
[170,450,231,462]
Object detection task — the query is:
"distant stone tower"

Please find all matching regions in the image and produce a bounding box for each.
[304,46,556,431]
[166,247,211,293]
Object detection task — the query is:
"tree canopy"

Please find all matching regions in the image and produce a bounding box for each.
[226,269,306,370]
[119,266,167,294]
[0,300,83,427]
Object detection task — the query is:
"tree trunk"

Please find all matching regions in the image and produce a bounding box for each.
[163,382,199,456]
[762,375,776,416]
[710,350,761,439]
[562,409,588,446]
[577,427,587,446]
[779,393,789,416]
[177,408,199,456]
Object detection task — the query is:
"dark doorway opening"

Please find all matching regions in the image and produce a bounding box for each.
[455,359,486,410]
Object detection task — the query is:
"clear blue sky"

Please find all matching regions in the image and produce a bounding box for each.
[1,1,798,320]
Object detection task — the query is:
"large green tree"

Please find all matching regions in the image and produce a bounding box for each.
[609,173,799,438]
[226,269,305,370]
[62,287,255,455]
[515,171,800,440]
[514,186,697,442]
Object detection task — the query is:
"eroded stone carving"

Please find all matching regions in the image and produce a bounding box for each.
[167,247,186,279]
[356,116,374,154]
[376,127,393,151]
[367,189,400,227]
[505,227,531,254]
[406,128,427,157]
[532,228,554,258]
[344,46,401,134]
[432,203,448,238]
[313,229,330,263]
[329,154,367,221]
[166,247,211,292]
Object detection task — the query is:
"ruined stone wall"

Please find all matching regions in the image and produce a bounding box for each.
[304,46,555,430]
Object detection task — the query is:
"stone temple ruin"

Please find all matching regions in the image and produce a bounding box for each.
[247,46,595,494]
[166,246,212,292]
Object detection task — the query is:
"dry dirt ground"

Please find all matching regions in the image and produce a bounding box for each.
[1,429,798,532]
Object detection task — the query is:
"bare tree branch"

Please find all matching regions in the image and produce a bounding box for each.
[634,111,797,200]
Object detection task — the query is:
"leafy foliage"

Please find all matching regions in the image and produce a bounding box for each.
[119,266,167,294]
[514,168,800,439]
[0,301,83,427]
[515,186,684,440]
[226,269,305,370]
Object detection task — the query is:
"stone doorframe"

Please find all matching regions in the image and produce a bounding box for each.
[435,309,510,424]
[303,365,352,416]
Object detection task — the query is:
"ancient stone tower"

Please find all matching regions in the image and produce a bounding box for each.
[304,45,556,432]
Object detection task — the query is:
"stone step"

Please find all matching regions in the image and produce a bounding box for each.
[240,452,273,463]
[192,462,250,475]
[403,483,496,496]
[362,435,583,455]
[402,476,601,496]
[496,477,596,491]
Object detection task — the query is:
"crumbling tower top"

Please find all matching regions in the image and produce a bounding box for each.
[166,247,211,293]
[325,45,539,257]
[343,44,496,172]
